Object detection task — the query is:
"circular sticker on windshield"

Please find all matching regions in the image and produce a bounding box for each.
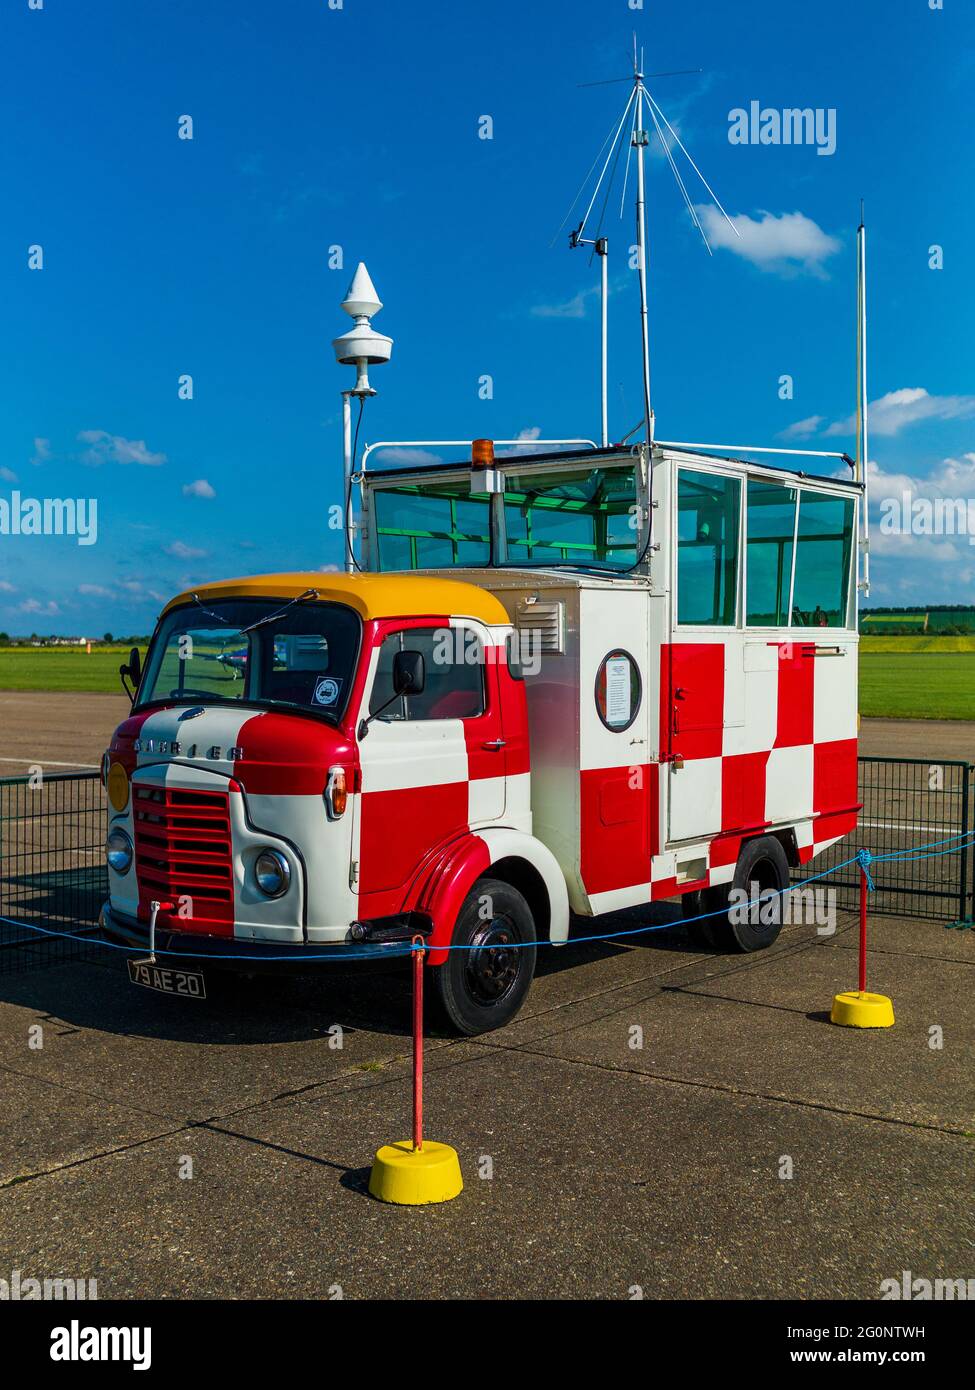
[313,676,341,707]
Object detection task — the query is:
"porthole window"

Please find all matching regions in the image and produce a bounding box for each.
[594,649,642,732]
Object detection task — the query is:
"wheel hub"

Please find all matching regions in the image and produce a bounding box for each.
[466,918,520,1005]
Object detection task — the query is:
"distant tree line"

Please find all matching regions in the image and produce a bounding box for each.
[0,633,151,647]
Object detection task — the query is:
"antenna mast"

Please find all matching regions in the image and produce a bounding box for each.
[562,39,737,449]
[856,203,871,597]
[632,43,654,443]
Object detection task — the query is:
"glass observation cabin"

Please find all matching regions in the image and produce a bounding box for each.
[358,443,862,631]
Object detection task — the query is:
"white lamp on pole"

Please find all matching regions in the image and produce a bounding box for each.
[332,262,393,571]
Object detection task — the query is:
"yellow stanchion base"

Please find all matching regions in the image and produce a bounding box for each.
[830,990,895,1029]
[368,1140,463,1205]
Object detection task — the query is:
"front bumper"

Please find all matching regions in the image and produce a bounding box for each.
[99,903,414,973]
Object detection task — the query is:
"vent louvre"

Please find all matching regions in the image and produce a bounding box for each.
[514,600,564,656]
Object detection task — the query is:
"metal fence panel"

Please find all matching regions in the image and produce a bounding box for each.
[0,771,107,972]
[1,757,972,978]
[796,757,974,922]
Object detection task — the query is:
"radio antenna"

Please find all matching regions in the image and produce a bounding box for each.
[562,35,738,447]
[856,201,871,597]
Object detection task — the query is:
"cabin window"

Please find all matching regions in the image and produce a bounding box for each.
[501,465,639,568]
[746,479,797,626]
[374,485,491,569]
[790,492,855,628]
[369,627,485,721]
[371,463,640,571]
[676,469,741,626]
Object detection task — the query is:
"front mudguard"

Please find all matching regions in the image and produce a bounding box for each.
[406,827,570,966]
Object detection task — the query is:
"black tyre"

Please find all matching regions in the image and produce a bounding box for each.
[431,877,536,1035]
[707,835,790,953]
[681,886,726,949]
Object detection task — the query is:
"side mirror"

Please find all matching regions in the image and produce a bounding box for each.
[393,649,425,696]
[358,649,426,740]
[119,646,142,702]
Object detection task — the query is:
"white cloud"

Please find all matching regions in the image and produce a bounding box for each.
[369,447,443,467]
[182,478,216,499]
[78,430,166,467]
[696,207,841,276]
[777,415,825,441]
[164,540,208,559]
[867,452,975,503]
[31,438,51,466]
[497,427,544,458]
[0,580,16,593]
[78,583,112,597]
[19,598,59,615]
[530,284,600,319]
[0,466,17,483]
[826,388,975,439]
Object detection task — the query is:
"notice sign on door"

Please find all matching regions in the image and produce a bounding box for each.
[596,649,641,732]
[605,657,631,726]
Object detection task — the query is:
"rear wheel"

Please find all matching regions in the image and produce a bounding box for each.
[706,835,790,953]
[431,877,536,1036]
[681,886,726,949]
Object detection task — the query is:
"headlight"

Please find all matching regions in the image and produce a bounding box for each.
[106,827,133,874]
[255,849,290,898]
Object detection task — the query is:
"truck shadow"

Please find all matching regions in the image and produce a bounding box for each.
[0,904,692,1046]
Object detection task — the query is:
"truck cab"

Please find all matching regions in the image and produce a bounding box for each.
[102,443,861,1034]
[101,571,568,1032]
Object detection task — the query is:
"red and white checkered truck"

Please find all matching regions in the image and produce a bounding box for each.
[101,440,860,1033]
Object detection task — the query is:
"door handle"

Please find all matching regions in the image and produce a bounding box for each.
[481,739,506,751]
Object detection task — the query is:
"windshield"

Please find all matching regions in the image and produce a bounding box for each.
[372,462,641,571]
[138,597,361,718]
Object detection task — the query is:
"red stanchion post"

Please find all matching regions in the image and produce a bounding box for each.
[367,934,463,1202]
[858,865,868,994]
[830,852,894,1029]
[412,936,424,1152]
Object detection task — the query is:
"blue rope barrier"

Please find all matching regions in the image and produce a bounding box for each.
[2,828,974,962]
[855,847,875,892]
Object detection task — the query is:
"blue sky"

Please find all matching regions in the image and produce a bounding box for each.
[1,0,972,635]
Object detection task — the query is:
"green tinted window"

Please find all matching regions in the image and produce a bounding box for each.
[677,469,741,626]
[746,479,797,626]
[374,485,491,569]
[501,465,638,568]
[791,492,855,628]
[372,464,639,570]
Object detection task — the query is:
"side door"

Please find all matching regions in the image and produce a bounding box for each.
[355,620,505,897]
[666,464,743,844]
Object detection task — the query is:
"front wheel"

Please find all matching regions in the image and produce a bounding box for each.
[431,877,537,1036]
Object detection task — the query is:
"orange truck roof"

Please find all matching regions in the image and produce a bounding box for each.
[161,571,510,626]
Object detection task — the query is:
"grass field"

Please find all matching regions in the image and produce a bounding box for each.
[859,651,975,720]
[860,635,975,654]
[858,636,975,718]
[2,638,974,720]
[0,647,132,693]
